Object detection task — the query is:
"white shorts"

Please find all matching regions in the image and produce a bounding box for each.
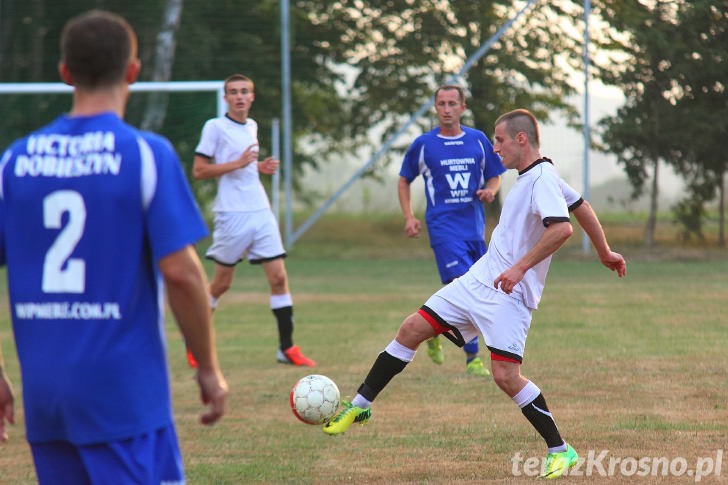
[420,271,532,362]
[205,210,286,266]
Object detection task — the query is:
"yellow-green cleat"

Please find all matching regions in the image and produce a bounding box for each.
[426,336,444,364]
[465,357,490,376]
[539,444,578,479]
[322,401,371,435]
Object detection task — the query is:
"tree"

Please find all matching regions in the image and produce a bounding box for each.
[668,0,727,245]
[595,0,727,245]
[593,0,683,247]
[300,1,584,158]
[141,0,184,132]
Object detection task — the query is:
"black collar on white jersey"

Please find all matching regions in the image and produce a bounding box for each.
[518,157,553,176]
[225,113,248,125]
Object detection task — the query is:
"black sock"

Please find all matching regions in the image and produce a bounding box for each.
[521,393,564,448]
[357,351,408,402]
[273,306,293,351]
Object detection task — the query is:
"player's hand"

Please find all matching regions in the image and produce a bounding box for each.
[493,266,525,294]
[601,251,626,277]
[404,217,421,238]
[196,367,229,425]
[258,156,279,175]
[477,188,495,203]
[237,144,260,169]
[0,374,15,442]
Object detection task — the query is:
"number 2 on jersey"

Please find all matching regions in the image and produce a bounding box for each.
[43,190,86,293]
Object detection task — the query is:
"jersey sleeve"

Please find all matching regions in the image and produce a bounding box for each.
[531,168,571,227]
[560,179,584,211]
[479,132,506,180]
[194,119,218,159]
[399,137,424,183]
[142,134,208,262]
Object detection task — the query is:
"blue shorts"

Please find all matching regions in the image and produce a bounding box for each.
[30,424,184,485]
[432,240,487,284]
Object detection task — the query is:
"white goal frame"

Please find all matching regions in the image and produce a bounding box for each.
[0,81,281,221]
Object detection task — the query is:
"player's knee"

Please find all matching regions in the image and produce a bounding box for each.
[491,368,510,391]
[268,273,287,293]
[211,278,232,295]
[396,313,432,346]
[490,362,521,395]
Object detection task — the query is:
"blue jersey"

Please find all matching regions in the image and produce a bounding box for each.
[399,126,505,246]
[0,112,208,445]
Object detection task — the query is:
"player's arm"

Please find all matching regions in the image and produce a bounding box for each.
[397,176,421,238]
[572,200,626,277]
[0,345,14,442]
[494,221,573,294]
[476,175,501,203]
[158,245,229,425]
[192,144,259,180]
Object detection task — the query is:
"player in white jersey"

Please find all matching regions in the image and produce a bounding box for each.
[324,109,626,480]
[0,11,228,484]
[191,74,314,367]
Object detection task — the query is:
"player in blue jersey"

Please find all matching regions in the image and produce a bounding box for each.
[190,74,315,367]
[398,85,506,376]
[0,10,229,484]
[325,109,626,479]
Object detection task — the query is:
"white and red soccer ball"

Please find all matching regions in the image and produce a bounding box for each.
[290,374,340,425]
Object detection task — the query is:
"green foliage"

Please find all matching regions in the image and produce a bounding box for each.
[594,0,728,241]
[0,0,349,178]
[300,0,583,151]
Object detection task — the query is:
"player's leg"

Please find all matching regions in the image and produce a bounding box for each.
[250,211,314,366]
[205,211,250,307]
[260,258,315,366]
[468,278,576,477]
[323,311,436,435]
[324,277,478,435]
[491,359,577,479]
[209,262,236,304]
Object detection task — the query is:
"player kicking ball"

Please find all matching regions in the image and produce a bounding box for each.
[323,109,626,480]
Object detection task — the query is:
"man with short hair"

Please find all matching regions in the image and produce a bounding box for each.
[324,109,626,480]
[398,84,505,375]
[191,74,314,367]
[0,10,228,484]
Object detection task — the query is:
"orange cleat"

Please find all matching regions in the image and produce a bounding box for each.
[277,345,315,366]
[186,348,198,369]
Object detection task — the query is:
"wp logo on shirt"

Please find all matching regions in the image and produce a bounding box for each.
[446,172,470,198]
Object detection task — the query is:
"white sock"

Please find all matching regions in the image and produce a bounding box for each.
[351,394,372,409]
[384,339,416,362]
[548,443,568,454]
[512,380,541,409]
[209,294,218,309]
[270,293,293,309]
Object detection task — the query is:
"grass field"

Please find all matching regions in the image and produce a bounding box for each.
[0,214,727,483]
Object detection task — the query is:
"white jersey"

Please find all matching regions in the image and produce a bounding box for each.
[469,159,582,310]
[195,115,270,213]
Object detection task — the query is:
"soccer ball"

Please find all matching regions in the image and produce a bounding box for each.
[290,374,340,425]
